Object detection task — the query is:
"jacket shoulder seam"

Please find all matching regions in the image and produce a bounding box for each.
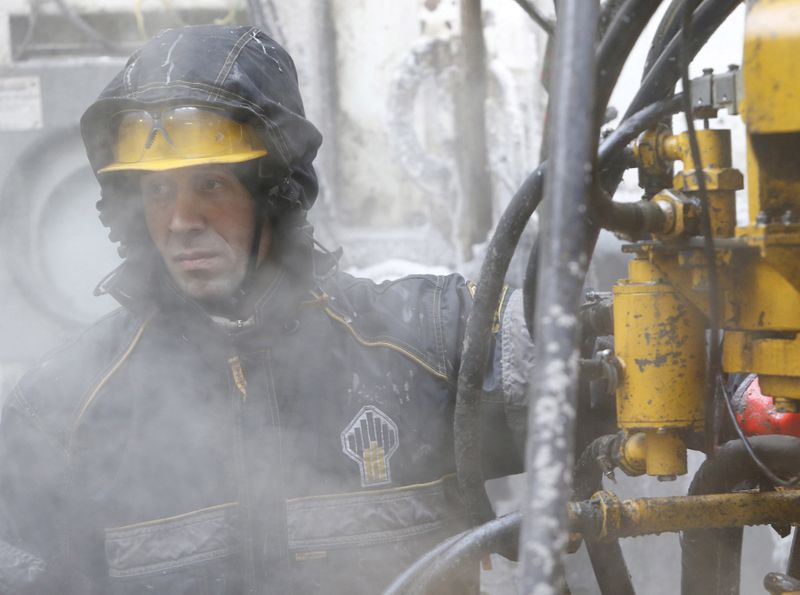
[320,304,450,382]
[67,315,153,455]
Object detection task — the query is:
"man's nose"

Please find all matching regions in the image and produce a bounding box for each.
[168,186,205,234]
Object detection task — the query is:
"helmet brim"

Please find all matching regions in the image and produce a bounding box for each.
[97,150,268,174]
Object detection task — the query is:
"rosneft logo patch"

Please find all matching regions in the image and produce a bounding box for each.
[341,406,399,487]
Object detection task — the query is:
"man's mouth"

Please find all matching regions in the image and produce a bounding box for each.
[172,251,222,271]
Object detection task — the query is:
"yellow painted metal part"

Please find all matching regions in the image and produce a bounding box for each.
[724,332,800,400]
[594,4,800,572]
[660,129,743,238]
[570,489,800,542]
[613,257,705,476]
[617,432,647,477]
[643,430,686,477]
[743,0,800,221]
[727,252,800,330]
[626,108,800,406]
[743,0,800,134]
[632,124,673,178]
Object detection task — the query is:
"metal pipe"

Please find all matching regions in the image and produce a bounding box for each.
[570,489,800,540]
[520,2,599,594]
[385,484,800,594]
[454,0,493,259]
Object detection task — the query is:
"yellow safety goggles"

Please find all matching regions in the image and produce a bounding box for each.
[98,107,268,174]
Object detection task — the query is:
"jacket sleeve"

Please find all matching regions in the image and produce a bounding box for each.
[0,387,74,594]
[493,289,534,460]
[473,287,534,478]
[442,276,534,478]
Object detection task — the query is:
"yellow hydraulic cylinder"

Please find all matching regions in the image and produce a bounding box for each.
[613,257,706,477]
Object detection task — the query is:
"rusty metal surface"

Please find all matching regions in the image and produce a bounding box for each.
[571,489,800,541]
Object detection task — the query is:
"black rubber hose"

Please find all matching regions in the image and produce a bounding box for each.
[643,0,689,75]
[522,232,540,337]
[458,0,735,541]
[467,95,685,531]
[523,0,663,336]
[520,2,599,594]
[382,530,471,595]
[598,94,684,164]
[594,96,687,234]
[595,0,664,127]
[572,434,617,500]
[599,0,629,39]
[572,435,636,595]
[454,168,546,525]
[524,91,684,334]
[511,0,555,36]
[681,436,800,595]
[595,0,741,222]
[405,513,522,595]
[788,528,800,581]
[626,0,741,118]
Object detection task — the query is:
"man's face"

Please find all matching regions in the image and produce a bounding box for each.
[140,164,268,305]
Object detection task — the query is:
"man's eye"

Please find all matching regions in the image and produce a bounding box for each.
[143,182,172,200]
[200,178,224,192]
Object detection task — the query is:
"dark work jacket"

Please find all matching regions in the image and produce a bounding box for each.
[0,269,533,594]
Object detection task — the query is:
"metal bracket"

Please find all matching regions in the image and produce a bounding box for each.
[690,65,742,118]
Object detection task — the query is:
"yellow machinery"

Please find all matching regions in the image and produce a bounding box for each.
[570,3,800,593]
[391,2,800,594]
[521,3,800,593]
[614,0,800,479]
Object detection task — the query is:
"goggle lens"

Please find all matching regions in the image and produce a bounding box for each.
[100,107,267,173]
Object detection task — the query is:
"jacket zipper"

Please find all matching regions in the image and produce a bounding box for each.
[229,356,248,401]
[228,355,257,593]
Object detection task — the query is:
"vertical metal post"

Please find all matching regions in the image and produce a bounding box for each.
[454,0,493,259]
[520,0,599,592]
[314,0,341,212]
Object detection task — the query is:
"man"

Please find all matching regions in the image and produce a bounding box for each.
[0,25,532,594]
